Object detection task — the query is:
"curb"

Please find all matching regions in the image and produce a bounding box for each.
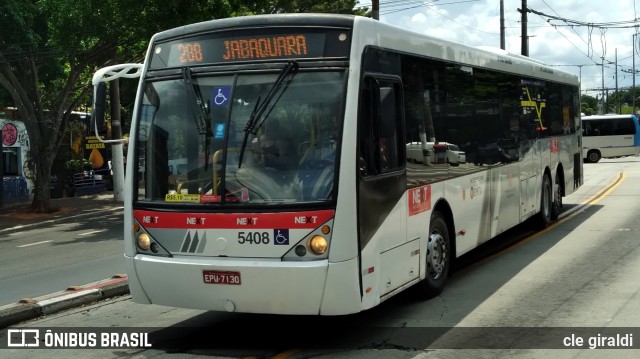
[0,206,124,236]
[0,275,129,329]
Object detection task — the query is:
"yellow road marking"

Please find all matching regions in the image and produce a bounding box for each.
[455,171,626,274]
[553,171,624,223]
[242,350,300,359]
[271,349,300,359]
[496,171,626,255]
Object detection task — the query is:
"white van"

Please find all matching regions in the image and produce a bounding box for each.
[406,141,466,166]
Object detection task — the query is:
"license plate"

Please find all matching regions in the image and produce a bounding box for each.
[203,270,241,285]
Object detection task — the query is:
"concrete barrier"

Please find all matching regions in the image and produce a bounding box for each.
[0,275,129,329]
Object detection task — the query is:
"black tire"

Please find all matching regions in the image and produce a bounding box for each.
[537,174,553,228]
[587,150,601,163]
[551,173,562,220]
[416,211,450,299]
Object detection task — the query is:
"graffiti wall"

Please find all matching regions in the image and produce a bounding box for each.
[1,118,32,203]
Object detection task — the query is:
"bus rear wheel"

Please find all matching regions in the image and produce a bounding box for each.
[417,211,450,299]
[537,174,553,228]
[551,173,562,220]
[587,150,601,163]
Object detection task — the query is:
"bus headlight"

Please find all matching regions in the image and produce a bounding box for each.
[308,235,328,255]
[137,233,151,251]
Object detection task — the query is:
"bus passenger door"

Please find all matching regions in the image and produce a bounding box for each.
[357,75,415,299]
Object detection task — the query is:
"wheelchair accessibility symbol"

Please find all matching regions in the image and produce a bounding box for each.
[212,86,231,107]
[273,229,289,245]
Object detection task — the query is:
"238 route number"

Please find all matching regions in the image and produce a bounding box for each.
[238,231,270,244]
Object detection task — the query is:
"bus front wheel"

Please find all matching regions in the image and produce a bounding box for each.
[417,211,450,299]
[587,150,601,163]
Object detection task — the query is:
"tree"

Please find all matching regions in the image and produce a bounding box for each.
[247,0,370,15]
[580,94,598,116]
[0,87,9,108]
[0,0,368,212]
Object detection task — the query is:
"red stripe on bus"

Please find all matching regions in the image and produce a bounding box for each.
[134,210,335,229]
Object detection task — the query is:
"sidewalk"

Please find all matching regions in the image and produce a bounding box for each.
[0,192,123,234]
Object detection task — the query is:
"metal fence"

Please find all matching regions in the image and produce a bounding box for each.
[70,170,107,196]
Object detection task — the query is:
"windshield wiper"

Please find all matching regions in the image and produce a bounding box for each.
[238,60,298,168]
[182,67,211,135]
[182,67,212,171]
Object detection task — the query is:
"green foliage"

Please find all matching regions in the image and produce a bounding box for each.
[65,158,93,174]
[0,1,40,49]
[0,88,10,108]
[583,89,640,115]
[581,94,598,116]
[0,0,369,210]
[246,0,370,15]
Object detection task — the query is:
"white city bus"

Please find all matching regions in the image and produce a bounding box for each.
[581,114,640,163]
[93,14,582,315]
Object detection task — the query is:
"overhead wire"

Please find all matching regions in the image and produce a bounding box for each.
[526,1,640,92]
[382,0,496,36]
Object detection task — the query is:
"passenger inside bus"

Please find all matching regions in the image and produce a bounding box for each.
[257,117,297,171]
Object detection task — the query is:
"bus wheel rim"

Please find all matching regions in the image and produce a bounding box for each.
[543,180,550,218]
[554,182,562,208]
[427,232,447,280]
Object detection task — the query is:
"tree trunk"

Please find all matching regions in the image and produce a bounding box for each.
[30,147,55,213]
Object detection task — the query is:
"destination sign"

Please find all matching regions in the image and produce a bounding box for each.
[220,34,310,61]
[150,29,350,69]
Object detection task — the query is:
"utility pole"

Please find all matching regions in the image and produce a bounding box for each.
[518,0,529,56]
[577,65,583,85]
[500,0,505,49]
[372,0,379,20]
[109,79,125,201]
[615,48,620,114]
[634,32,637,114]
[601,59,606,114]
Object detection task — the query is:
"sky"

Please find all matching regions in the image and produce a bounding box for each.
[358,0,640,99]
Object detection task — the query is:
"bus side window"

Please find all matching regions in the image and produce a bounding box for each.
[358,77,404,176]
[376,85,402,171]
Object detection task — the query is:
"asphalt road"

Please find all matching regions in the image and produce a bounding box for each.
[0,210,124,306]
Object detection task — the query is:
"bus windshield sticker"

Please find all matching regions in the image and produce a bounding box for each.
[214,123,225,140]
[165,193,201,203]
[273,229,289,245]
[212,86,231,107]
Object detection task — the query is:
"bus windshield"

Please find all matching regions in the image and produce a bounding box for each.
[136,69,345,205]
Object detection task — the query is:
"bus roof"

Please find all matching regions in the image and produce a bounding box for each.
[146,13,578,86]
[582,114,638,120]
[152,13,356,43]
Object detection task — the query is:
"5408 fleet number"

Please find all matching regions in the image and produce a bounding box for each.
[238,231,270,244]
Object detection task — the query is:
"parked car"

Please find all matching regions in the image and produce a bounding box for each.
[446,143,466,164]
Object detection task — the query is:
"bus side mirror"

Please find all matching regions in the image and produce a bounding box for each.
[92,82,107,134]
[376,86,397,138]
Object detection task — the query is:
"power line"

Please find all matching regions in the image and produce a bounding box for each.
[527,7,640,28]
